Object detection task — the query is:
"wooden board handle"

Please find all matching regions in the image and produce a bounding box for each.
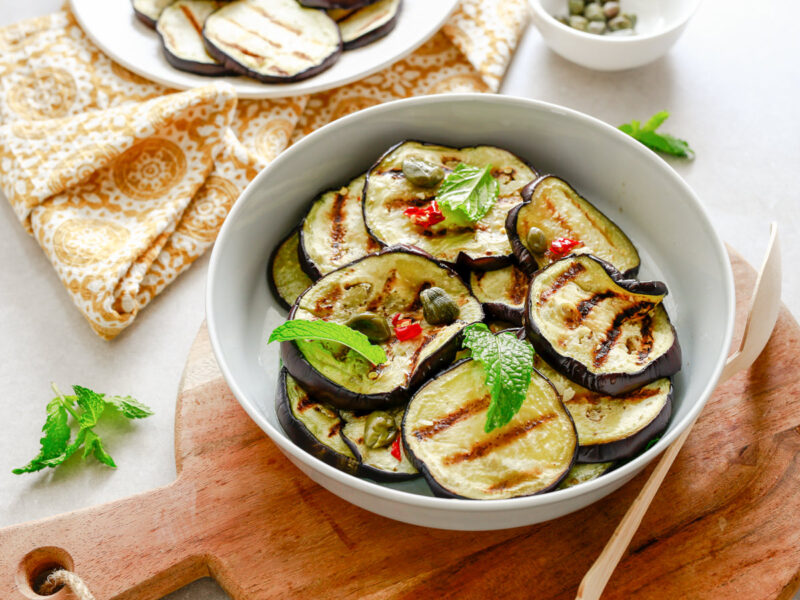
[0,478,206,600]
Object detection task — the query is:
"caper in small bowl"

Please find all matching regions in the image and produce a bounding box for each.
[529,0,701,71]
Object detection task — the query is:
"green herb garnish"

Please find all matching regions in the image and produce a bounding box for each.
[619,111,694,158]
[269,320,387,365]
[436,163,500,226]
[461,323,535,433]
[13,384,154,474]
[644,436,662,451]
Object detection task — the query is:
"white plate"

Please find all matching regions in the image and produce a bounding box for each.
[69,0,460,99]
[207,95,735,530]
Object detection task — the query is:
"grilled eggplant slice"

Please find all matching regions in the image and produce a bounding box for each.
[403,359,577,499]
[363,141,537,270]
[299,174,380,280]
[340,407,419,481]
[133,0,175,28]
[276,369,359,474]
[268,228,313,310]
[469,264,529,325]
[525,254,681,396]
[203,0,342,83]
[301,0,376,9]
[534,354,672,462]
[338,0,401,49]
[157,0,233,76]
[507,175,640,277]
[557,462,615,489]
[281,247,484,411]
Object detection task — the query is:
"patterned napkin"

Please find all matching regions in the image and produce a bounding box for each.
[0,1,529,339]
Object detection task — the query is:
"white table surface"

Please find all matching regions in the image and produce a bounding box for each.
[1,2,798,599]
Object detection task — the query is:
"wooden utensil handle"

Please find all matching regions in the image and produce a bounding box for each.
[0,478,206,600]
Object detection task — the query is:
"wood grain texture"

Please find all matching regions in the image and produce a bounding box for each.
[1,250,799,600]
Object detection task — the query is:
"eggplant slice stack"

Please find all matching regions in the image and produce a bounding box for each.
[337,0,402,49]
[266,140,682,500]
[157,0,233,76]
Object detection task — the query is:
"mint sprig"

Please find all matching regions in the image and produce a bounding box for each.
[619,111,694,158]
[13,384,153,474]
[269,320,387,365]
[436,163,499,226]
[461,324,535,433]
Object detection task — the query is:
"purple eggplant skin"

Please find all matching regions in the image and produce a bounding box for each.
[297,224,323,282]
[275,368,361,475]
[401,359,577,500]
[159,36,236,77]
[506,175,641,279]
[202,22,343,84]
[281,245,483,411]
[133,3,159,29]
[267,227,302,311]
[480,302,523,326]
[341,0,402,50]
[362,140,537,272]
[523,255,682,397]
[299,0,377,8]
[577,392,672,463]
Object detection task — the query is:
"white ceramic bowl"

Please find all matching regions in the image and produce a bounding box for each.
[207,94,734,531]
[530,0,701,71]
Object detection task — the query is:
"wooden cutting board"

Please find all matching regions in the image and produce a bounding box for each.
[3,250,800,600]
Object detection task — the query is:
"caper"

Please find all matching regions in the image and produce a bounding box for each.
[556,14,570,26]
[420,287,460,325]
[587,20,606,34]
[583,3,606,22]
[602,1,619,19]
[364,411,398,449]
[568,0,584,15]
[623,12,637,27]
[608,14,632,30]
[345,312,391,343]
[526,226,548,254]
[402,157,444,188]
[568,15,589,31]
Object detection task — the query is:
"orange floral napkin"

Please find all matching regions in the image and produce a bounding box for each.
[0,1,529,339]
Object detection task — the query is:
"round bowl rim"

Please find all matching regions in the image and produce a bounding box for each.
[528,0,703,44]
[206,93,735,513]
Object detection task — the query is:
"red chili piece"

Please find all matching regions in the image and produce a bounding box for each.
[390,437,402,461]
[394,321,422,341]
[549,237,582,257]
[403,201,445,228]
[391,313,403,327]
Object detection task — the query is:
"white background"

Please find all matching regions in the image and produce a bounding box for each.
[1,2,798,599]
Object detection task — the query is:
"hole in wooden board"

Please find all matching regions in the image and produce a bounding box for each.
[15,546,74,599]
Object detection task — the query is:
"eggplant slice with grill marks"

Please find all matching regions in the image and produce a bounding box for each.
[534,354,672,462]
[338,0,401,50]
[363,141,537,271]
[524,254,681,396]
[403,359,578,500]
[469,263,529,325]
[203,0,342,83]
[281,246,484,411]
[133,0,176,28]
[267,228,314,310]
[276,369,360,475]
[157,0,234,76]
[507,175,640,277]
[340,407,419,481]
[557,461,615,489]
[298,174,381,280]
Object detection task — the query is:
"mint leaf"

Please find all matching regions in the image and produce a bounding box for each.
[11,398,72,474]
[461,323,535,433]
[619,111,694,158]
[105,395,154,419]
[269,320,387,365]
[83,430,117,468]
[74,385,105,428]
[436,163,499,226]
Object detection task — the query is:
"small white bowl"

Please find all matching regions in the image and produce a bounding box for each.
[530,0,701,70]
[207,94,734,531]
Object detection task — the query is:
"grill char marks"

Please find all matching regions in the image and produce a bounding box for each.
[508,266,528,305]
[487,467,543,492]
[538,262,586,306]
[407,333,435,375]
[329,192,348,261]
[637,313,654,364]
[327,421,342,438]
[443,414,557,465]
[577,290,617,320]
[295,392,316,413]
[412,395,491,441]
[366,269,397,312]
[592,301,655,368]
